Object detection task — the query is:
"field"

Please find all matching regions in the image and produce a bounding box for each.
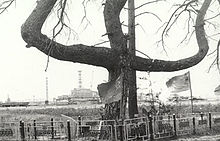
[1,103,220,121]
[0,104,103,122]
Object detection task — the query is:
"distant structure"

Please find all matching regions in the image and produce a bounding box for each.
[55,70,100,105]
[6,95,11,102]
[0,102,29,107]
[78,70,82,88]
[0,95,29,107]
[45,77,49,105]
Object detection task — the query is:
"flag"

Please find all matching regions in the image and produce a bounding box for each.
[214,85,220,95]
[97,75,123,104]
[166,72,190,93]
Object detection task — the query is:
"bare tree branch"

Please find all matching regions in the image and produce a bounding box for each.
[208,57,217,72]
[205,13,220,21]
[177,10,195,47]
[217,39,220,71]
[0,0,15,14]
[80,0,92,29]
[208,49,217,56]
[132,0,211,72]
[135,0,165,10]
[159,0,198,49]
[21,0,119,69]
[45,0,69,71]
[135,11,162,22]
[135,50,151,59]
[21,0,212,74]
[93,40,109,46]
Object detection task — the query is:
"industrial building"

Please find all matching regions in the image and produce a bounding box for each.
[55,70,101,105]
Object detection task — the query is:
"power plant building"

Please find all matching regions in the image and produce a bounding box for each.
[56,88,100,105]
[55,70,101,105]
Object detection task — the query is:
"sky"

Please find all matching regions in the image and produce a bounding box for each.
[0,0,219,102]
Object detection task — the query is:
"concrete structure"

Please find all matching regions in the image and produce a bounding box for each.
[55,88,100,105]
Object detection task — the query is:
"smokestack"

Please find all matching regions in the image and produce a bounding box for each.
[78,70,82,88]
[45,77,49,105]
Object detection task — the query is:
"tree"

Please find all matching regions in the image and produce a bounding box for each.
[1,0,218,119]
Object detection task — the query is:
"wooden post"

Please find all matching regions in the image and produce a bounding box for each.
[128,0,138,118]
[51,118,54,139]
[20,120,25,141]
[33,120,37,139]
[148,116,154,141]
[78,116,82,136]
[67,120,71,141]
[192,117,196,134]
[173,114,177,137]
[209,112,212,130]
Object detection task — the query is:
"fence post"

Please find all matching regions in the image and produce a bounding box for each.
[148,115,154,141]
[200,112,204,121]
[51,118,54,139]
[192,117,196,135]
[78,116,82,135]
[67,120,71,141]
[173,114,177,137]
[33,120,37,139]
[209,112,212,130]
[20,120,25,141]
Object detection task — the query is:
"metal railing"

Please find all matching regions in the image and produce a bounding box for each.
[0,112,220,140]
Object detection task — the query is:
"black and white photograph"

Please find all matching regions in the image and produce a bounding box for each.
[0,0,220,140]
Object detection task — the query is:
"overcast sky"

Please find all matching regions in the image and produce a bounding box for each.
[0,0,219,102]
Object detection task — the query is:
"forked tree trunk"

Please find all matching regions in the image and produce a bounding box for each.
[21,0,212,121]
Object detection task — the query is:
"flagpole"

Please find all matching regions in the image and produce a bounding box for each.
[188,71,194,113]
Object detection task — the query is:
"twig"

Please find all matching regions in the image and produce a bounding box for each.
[135,50,151,59]
[0,0,15,14]
[80,0,92,29]
[135,0,165,10]
[217,39,220,71]
[93,40,109,46]
[45,0,69,71]
[135,11,162,22]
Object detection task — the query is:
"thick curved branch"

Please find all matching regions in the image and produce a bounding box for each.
[132,0,211,72]
[103,0,127,52]
[21,0,119,69]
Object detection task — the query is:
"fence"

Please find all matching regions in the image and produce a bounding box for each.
[0,112,220,140]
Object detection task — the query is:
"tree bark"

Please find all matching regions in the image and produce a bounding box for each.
[104,0,127,52]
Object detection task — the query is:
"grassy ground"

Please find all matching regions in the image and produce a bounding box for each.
[0,105,101,122]
[1,103,220,121]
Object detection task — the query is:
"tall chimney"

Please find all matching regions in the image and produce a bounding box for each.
[78,70,82,88]
[45,77,49,105]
